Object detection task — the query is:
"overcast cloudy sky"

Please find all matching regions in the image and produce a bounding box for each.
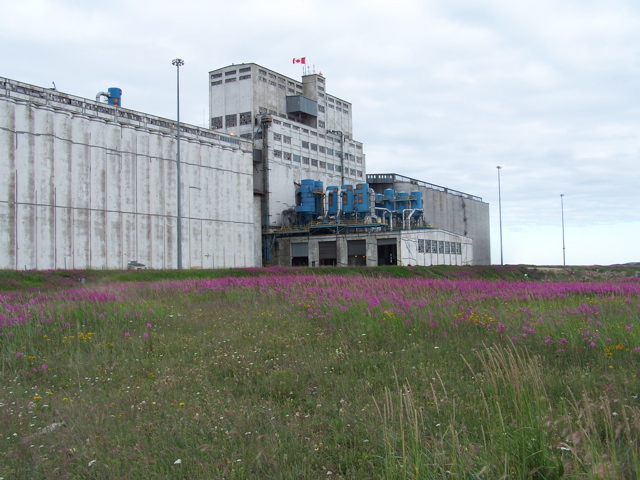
[2,0,639,266]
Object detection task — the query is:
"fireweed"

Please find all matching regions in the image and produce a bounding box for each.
[0,273,638,478]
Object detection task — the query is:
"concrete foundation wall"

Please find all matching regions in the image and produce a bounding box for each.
[0,78,256,270]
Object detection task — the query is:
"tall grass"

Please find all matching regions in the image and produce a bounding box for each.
[0,272,639,478]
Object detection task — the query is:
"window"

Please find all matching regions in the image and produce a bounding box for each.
[288,88,294,93]
[239,111,252,126]
[259,76,267,83]
[327,148,334,156]
[239,74,251,80]
[317,77,325,84]
[335,165,342,173]
[319,161,326,169]
[225,77,236,83]
[350,168,356,176]
[211,116,223,129]
[273,133,282,141]
[283,123,291,128]
[269,80,277,86]
[225,70,236,76]
[278,84,286,90]
[302,128,309,133]
[211,73,222,79]
[274,150,282,158]
[239,67,251,73]
[318,105,325,113]
[425,240,432,253]
[278,76,286,83]
[319,146,326,154]
[438,241,444,254]
[259,69,267,75]
[328,97,334,103]
[310,131,317,136]
[327,163,334,171]
[303,157,310,165]
[268,73,277,79]
[329,104,335,109]
[311,158,318,166]
[211,80,222,86]
[302,141,309,148]
[283,136,291,144]
[445,242,450,254]
[456,243,462,255]
[336,107,342,112]
[293,125,300,131]
[418,240,425,253]
[284,152,292,160]
[318,86,325,92]
[319,120,325,128]
[225,114,237,128]
[293,154,301,162]
[310,143,317,151]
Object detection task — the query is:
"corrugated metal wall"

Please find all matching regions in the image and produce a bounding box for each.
[0,84,256,270]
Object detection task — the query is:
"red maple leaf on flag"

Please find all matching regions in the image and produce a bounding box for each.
[292,57,306,65]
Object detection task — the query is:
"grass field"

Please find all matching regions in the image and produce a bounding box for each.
[1,266,639,479]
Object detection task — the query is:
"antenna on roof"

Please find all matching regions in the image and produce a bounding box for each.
[52,82,57,91]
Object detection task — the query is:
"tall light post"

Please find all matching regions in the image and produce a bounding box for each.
[560,194,566,266]
[172,58,184,269]
[497,166,503,265]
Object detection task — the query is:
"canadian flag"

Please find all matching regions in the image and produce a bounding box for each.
[292,57,306,65]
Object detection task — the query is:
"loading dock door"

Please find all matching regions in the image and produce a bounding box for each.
[377,238,397,266]
[348,240,366,266]
[319,241,337,266]
[291,243,309,267]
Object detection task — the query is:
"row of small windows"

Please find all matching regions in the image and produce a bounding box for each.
[211,112,252,129]
[211,75,252,86]
[272,150,360,175]
[418,240,463,255]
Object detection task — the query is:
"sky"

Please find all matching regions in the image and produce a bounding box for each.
[2,0,639,266]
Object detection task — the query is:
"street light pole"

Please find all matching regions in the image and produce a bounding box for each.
[561,194,566,266]
[172,58,184,269]
[497,166,503,265]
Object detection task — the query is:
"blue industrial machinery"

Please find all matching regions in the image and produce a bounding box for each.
[295,179,324,224]
[355,183,369,214]
[292,179,426,231]
[326,186,339,216]
[107,87,122,106]
[341,184,355,217]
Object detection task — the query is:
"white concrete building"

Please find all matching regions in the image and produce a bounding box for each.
[367,174,490,265]
[0,77,256,270]
[0,62,491,271]
[208,64,366,231]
